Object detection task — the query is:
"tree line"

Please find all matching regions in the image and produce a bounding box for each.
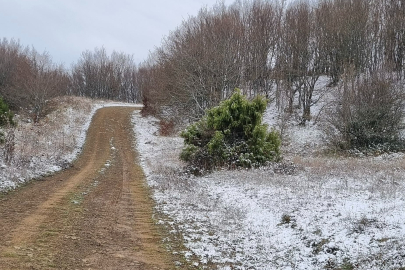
[1,0,404,132]
[139,0,405,126]
[70,47,140,103]
[0,39,141,122]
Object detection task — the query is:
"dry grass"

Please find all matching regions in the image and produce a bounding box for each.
[0,96,96,189]
[292,154,405,179]
[13,96,93,164]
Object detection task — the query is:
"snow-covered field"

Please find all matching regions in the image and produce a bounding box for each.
[133,97,405,268]
[0,96,142,191]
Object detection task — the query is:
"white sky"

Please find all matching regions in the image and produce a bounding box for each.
[0,0,231,66]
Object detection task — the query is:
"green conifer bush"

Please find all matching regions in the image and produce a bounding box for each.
[0,97,15,144]
[0,97,14,127]
[180,89,281,174]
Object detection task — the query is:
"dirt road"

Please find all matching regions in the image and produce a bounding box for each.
[0,107,175,269]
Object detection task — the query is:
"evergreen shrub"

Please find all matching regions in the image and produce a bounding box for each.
[0,97,15,144]
[0,97,14,127]
[180,89,281,174]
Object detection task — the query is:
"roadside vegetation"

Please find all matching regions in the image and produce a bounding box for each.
[1,0,405,268]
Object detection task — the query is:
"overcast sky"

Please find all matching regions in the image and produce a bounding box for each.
[0,0,232,66]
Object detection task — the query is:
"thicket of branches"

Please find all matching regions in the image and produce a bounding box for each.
[70,47,141,103]
[329,70,405,150]
[0,38,69,122]
[139,0,405,128]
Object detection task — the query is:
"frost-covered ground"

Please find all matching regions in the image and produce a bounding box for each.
[0,96,142,191]
[132,79,405,269]
[2,93,405,269]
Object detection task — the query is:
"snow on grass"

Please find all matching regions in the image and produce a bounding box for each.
[1,89,404,269]
[0,96,142,191]
[132,107,405,269]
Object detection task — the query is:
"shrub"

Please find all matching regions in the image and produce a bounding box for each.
[0,97,14,127]
[159,119,175,136]
[180,89,281,173]
[141,95,156,117]
[330,72,405,151]
[0,97,15,145]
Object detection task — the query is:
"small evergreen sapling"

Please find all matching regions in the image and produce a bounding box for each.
[180,89,281,173]
[0,97,14,127]
[0,97,15,144]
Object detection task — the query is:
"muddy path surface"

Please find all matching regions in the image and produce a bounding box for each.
[0,107,176,270]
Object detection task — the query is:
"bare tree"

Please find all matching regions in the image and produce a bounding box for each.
[316,0,370,85]
[240,0,281,98]
[276,1,314,117]
[24,50,68,122]
[330,69,405,149]
[0,38,31,109]
[0,39,68,120]
[70,47,140,102]
[384,0,405,78]
[147,3,245,121]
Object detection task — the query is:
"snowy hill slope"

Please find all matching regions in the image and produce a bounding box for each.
[132,77,405,269]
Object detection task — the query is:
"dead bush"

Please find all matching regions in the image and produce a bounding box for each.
[3,128,15,164]
[159,119,175,136]
[329,71,405,151]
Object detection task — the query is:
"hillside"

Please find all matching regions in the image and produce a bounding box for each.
[133,81,405,269]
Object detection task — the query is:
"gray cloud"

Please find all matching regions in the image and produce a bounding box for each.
[0,0,229,66]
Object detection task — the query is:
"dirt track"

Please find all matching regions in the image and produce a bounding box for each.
[0,107,175,269]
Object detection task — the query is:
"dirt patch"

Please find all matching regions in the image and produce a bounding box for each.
[0,107,176,269]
